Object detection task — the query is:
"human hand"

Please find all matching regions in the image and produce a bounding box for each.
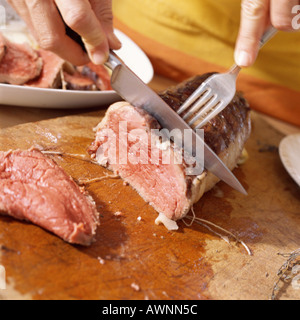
[7,0,121,65]
[234,0,299,67]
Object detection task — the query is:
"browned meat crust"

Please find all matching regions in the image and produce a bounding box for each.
[159,74,250,155]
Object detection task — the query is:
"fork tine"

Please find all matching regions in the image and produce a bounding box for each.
[194,101,225,129]
[187,96,219,127]
[177,83,209,115]
[182,90,213,120]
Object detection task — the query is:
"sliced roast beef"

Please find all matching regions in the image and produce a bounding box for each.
[62,70,97,91]
[25,50,64,88]
[0,35,5,63]
[78,62,112,90]
[0,149,99,245]
[0,33,112,91]
[89,75,251,228]
[0,34,43,85]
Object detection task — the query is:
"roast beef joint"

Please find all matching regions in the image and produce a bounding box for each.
[89,74,251,230]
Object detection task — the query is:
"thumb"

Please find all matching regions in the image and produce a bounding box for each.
[235,0,270,67]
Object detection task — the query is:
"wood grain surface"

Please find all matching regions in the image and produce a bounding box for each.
[0,110,299,300]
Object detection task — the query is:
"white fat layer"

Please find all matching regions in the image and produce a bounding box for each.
[155,213,179,231]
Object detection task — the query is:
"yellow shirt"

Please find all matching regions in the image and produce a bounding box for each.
[113,0,300,126]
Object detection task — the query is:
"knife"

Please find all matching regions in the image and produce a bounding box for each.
[64,25,247,195]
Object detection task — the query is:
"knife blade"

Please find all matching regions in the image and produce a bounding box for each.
[105,53,247,195]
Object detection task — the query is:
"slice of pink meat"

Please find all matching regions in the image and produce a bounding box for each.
[0,34,43,85]
[0,149,99,246]
[26,49,65,88]
[78,62,112,90]
[62,71,97,91]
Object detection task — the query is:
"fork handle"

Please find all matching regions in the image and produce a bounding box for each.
[229,64,241,76]
[259,26,278,49]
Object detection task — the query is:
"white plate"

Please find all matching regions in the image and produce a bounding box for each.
[279,134,300,187]
[0,29,154,109]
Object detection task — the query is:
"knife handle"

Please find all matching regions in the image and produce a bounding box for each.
[105,51,122,70]
[64,23,86,52]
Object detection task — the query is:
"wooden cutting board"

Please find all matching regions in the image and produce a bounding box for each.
[0,110,299,300]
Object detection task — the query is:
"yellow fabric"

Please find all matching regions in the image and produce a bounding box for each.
[113,0,300,126]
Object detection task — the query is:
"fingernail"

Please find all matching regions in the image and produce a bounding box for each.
[91,51,108,65]
[235,50,252,67]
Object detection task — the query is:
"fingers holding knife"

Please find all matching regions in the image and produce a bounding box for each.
[55,0,121,65]
[7,0,121,66]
